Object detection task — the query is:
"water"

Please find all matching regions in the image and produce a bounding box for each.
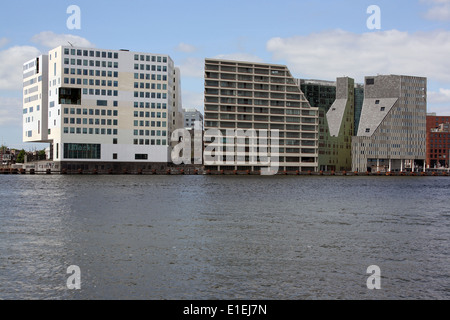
[0,174,448,300]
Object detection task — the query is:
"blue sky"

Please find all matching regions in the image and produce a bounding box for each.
[2,0,450,150]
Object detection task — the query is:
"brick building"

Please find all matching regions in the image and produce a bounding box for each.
[426,113,450,168]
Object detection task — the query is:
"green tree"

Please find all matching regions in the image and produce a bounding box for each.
[16,149,26,163]
[38,149,46,160]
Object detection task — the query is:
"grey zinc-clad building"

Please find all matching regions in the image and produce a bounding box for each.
[352,74,427,172]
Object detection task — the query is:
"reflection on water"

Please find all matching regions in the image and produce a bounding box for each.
[0,175,449,299]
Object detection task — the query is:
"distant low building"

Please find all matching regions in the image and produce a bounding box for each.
[0,147,11,165]
[426,113,450,168]
[183,108,204,130]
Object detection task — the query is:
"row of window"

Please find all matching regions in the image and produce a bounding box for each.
[80,86,119,97]
[134,111,167,119]
[429,145,450,148]
[429,134,450,138]
[64,118,118,126]
[133,139,167,146]
[205,121,318,132]
[134,92,167,99]
[134,54,167,63]
[133,130,167,137]
[133,111,168,118]
[64,48,119,59]
[63,76,119,88]
[133,121,167,128]
[23,105,41,114]
[134,64,167,72]
[64,68,119,78]
[63,108,118,115]
[134,73,168,81]
[63,127,118,135]
[429,149,449,153]
[134,82,167,90]
[134,102,167,109]
[23,75,42,87]
[64,59,119,69]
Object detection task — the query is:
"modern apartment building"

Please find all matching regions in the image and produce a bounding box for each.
[352,75,427,172]
[183,108,204,130]
[22,46,183,172]
[426,113,450,168]
[23,55,49,146]
[320,77,355,171]
[204,58,319,173]
[299,78,360,171]
[300,79,336,113]
[354,83,364,135]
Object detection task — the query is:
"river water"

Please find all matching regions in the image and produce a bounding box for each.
[0,174,448,300]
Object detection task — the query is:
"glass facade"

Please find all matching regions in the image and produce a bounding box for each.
[63,143,101,159]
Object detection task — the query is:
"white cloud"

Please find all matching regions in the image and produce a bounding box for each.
[428,88,450,104]
[0,32,95,92]
[0,38,9,48]
[182,90,204,111]
[425,4,450,20]
[175,42,198,53]
[421,0,450,21]
[0,97,22,126]
[0,46,42,90]
[178,57,204,78]
[31,31,94,49]
[266,29,450,84]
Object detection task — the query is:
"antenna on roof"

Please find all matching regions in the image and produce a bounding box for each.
[68,41,74,47]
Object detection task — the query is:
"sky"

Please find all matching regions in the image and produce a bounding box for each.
[2,0,450,150]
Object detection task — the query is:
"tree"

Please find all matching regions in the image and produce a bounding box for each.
[16,149,26,163]
[39,149,46,160]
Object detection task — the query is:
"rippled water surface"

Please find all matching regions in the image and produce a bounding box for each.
[0,174,448,299]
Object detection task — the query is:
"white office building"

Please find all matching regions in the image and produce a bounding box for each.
[183,108,204,130]
[22,46,184,172]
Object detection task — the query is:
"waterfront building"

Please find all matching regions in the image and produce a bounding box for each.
[352,75,427,172]
[300,78,356,171]
[204,58,319,173]
[183,108,204,130]
[426,113,450,168]
[354,83,364,135]
[22,46,184,172]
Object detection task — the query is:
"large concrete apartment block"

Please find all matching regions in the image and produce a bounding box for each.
[22,46,184,172]
[204,58,319,173]
[352,75,427,172]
